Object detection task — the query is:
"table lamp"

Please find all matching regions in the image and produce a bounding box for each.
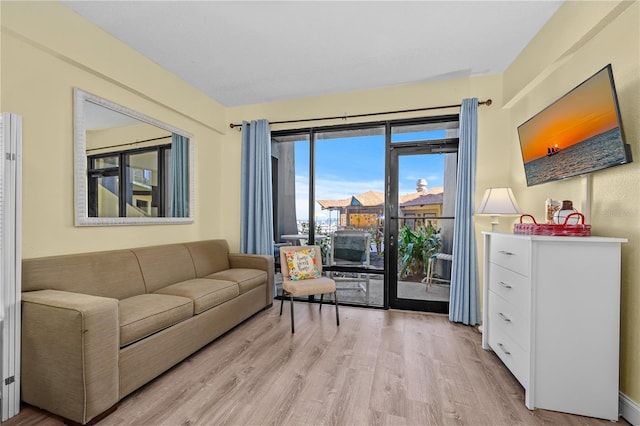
[476,187,522,232]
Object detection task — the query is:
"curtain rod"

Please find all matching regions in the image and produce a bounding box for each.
[229,99,492,129]
[86,135,171,153]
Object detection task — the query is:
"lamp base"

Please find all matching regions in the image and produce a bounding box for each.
[490,215,499,232]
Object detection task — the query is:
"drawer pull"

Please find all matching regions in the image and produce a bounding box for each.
[498,281,512,289]
[497,343,511,356]
[498,250,515,256]
[498,312,512,323]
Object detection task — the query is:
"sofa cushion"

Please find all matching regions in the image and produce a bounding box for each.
[206,269,267,294]
[183,240,231,277]
[154,278,239,314]
[119,294,193,347]
[132,244,197,293]
[22,250,146,300]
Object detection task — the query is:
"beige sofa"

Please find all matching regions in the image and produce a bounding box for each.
[21,240,274,425]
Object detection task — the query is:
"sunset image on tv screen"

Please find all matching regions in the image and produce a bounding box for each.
[518,65,628,186]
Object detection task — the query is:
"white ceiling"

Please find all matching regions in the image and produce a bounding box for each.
[62,1,563,107]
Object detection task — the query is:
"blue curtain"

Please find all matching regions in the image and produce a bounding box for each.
[240,119,274,256]
[170,133,189,217]
[449,98,480,325]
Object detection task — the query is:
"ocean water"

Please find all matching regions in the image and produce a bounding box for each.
[524,127,628,186]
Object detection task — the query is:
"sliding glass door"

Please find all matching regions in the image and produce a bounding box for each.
[386,119,458,313]
[314,127,385,307]
[387,149,457,313]
[272,126,385,307]
[272,115,459,313]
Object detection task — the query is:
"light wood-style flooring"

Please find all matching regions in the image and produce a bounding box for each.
[5,304,629,426]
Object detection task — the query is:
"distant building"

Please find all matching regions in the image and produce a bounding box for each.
[317,180,444,230]
[400,192,443,229]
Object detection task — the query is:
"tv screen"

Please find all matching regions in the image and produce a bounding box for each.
[518,64,632,187]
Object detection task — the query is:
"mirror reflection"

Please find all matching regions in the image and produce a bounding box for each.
[74,89,193,226]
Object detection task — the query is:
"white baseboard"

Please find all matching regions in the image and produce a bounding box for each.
[620,392,640,426]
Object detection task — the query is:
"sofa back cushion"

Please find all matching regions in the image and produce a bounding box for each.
[183,240,231,277]
[132,244,197,293]
[22,250,146,300]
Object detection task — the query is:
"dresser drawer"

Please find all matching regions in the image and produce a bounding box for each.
[488,291,529,351]
[489,322,529,388]
[488,263,530,310]
[489,235,530,275]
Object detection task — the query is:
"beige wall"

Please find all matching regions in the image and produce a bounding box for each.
[504,1,640,404]
[1,1,236,257]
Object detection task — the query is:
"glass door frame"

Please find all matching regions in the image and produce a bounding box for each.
[384,123,458,313]
[271,123,387,309]
[271,116,458,311]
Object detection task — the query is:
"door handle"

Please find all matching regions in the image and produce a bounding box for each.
[497,343,511,356]
[498,281,512,289]
[498,312,512,323]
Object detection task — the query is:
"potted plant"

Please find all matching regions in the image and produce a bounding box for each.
[397,222,441,279]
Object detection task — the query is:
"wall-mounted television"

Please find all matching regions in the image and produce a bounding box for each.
[518,64,632,187]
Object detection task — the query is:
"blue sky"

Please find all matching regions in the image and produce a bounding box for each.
[292,131,447,221]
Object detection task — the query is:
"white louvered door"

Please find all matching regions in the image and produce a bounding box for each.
[0,112,22,421]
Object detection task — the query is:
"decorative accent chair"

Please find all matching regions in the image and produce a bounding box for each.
[279,245,339,333]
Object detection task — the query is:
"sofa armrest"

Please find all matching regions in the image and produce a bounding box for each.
[22,290,120,424]
[228,254,275,305]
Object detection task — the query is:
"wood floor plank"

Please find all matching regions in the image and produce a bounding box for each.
[5,304,629,426]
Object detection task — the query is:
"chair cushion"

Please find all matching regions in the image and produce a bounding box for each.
[283,277,336,297]
[206,269,266,294]
[119,294,193,347]
[284,249,320,280]
[154,279,239,314]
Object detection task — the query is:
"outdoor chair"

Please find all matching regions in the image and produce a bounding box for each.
[422,252,453,291]
[279,245,340,333]
[273,241,291,273]
[329,231,371,304]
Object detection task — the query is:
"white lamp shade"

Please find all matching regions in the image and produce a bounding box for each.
[476,187,522,215]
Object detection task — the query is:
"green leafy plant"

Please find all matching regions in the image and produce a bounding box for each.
[397,222,441,278]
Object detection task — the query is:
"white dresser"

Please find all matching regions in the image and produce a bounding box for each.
[482,232,627,421]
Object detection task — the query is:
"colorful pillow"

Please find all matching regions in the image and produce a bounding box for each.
[285,249,320,281]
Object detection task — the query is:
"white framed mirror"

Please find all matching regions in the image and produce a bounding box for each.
[74,88,194,226]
